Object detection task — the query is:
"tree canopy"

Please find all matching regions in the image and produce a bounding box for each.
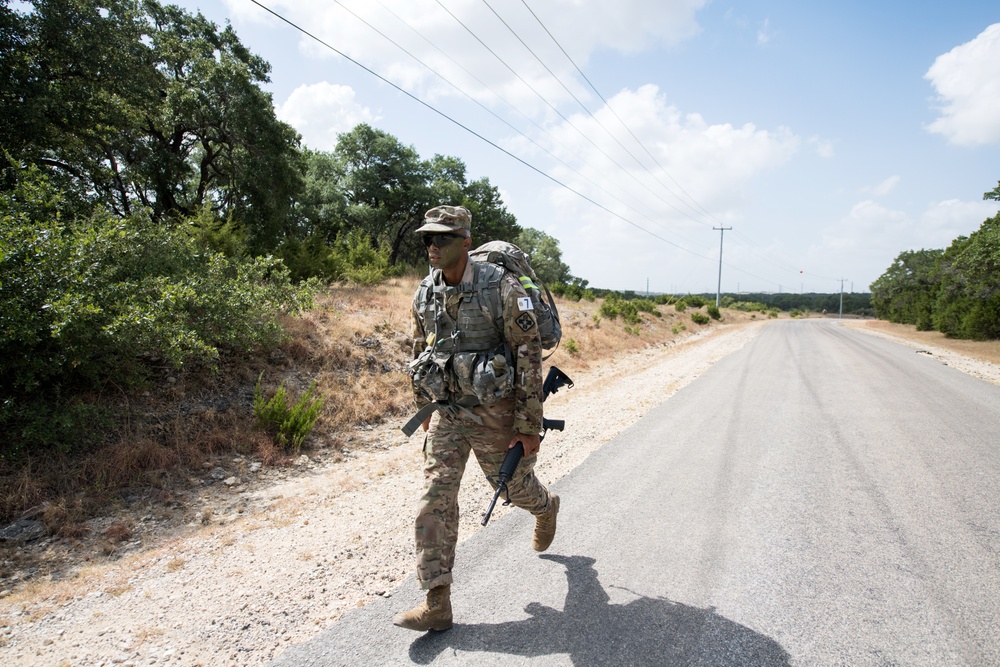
[2,0,304,250]
[870,210,1000,339]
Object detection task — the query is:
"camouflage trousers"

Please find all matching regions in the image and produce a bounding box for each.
[414,398,553,590]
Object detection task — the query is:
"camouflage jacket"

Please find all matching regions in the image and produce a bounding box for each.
[411,259,543,434]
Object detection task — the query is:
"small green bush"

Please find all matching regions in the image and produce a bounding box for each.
[790,309,803,318]
[706,304,721,320]
[564,338,580,355]
[254,375,325,452]
[728,300,769,313]
[685,295,708,308]
[691,312,710,325]
[675,301,687,313]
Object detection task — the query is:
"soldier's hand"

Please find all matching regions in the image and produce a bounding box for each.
[513,432,541,457]
[421,415,432,432]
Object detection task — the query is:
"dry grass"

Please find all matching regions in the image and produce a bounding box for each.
[855,320,1000,365]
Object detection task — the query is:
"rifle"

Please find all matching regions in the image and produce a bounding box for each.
[481,366,573,526]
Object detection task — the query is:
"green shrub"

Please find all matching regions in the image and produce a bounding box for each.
[675,301,687,312]
[599,296,621,320]
[790,309,803,318]
[563,338,580,355]
[633,299,662,317]
[254,375,325,452]
[706,304,721,320]
[690,312,710,325]
[600,293,644,325]
[330,231,391,285]
[0,169,316,398]
[685,295,708,308]
[728,300,769,313]
[1,398,111,458]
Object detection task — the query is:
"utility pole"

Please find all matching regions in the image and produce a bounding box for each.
[713,226,731,307]
[839,278,847,319]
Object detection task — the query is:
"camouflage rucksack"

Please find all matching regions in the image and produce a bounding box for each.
[469,241,562,355]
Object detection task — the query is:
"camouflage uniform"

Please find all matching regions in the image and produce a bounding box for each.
[410,259,554,590]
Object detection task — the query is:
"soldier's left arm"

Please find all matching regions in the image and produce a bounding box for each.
[500,274,544,453]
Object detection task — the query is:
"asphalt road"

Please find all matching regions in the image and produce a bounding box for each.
[273,320,1000,666]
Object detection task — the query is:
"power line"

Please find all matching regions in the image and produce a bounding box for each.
[246,0,716,261]
[432,0,714,227]
[517,0,723,228]
[339,0,709,248]
[482,0,717,229]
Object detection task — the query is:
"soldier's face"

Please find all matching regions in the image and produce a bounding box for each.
[425,233,468,269]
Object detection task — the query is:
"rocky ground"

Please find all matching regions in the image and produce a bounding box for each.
[1,318,997,666]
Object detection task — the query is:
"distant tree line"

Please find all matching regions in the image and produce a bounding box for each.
[587,289,873,316]
[870,183,1000,340]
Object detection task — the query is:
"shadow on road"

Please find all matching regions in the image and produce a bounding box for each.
[409,554,790,666]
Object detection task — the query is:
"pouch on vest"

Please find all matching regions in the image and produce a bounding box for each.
[468,240,562,355]
[408,349,451,403]
[452,349,514,405]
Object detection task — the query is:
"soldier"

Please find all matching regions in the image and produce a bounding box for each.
[393,205,560,632]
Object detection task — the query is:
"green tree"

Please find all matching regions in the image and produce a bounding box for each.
[933,214,1000,339]
[462,177,521,246]
[334,123,430,265]
[984,181,1000,202]
[296,149,346,242]
[515,228,572,285]
[870,248,943,329]
[2,0,303,248]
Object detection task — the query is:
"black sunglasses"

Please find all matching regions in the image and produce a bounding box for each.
[422,233,464,248]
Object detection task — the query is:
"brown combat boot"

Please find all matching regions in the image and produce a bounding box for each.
[532,494,560,552]
[392,585,453,632]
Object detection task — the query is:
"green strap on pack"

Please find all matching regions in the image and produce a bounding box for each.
[518,275,539,291]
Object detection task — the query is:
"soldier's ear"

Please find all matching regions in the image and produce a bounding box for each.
[462,235,472,250]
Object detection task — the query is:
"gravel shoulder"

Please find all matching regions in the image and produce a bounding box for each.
[4,318,997,666]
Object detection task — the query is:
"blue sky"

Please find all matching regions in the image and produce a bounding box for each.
[172,0,1000,294]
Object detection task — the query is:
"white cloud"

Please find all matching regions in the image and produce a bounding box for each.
[539,85,799,225]
[918,199,999,246]
[861,175,901,197]
[925,23,1000,145]
[807,136,834,158]
[275,82,376,151]
[757,18,773,46]
[516,85,801,290]
[819,197,999,288]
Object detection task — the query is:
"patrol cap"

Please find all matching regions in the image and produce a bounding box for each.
[416,205,472,235]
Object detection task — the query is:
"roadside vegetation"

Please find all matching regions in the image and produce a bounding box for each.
[869,182,1000,340]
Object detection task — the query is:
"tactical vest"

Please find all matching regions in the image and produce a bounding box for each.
[409,261,514,407]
